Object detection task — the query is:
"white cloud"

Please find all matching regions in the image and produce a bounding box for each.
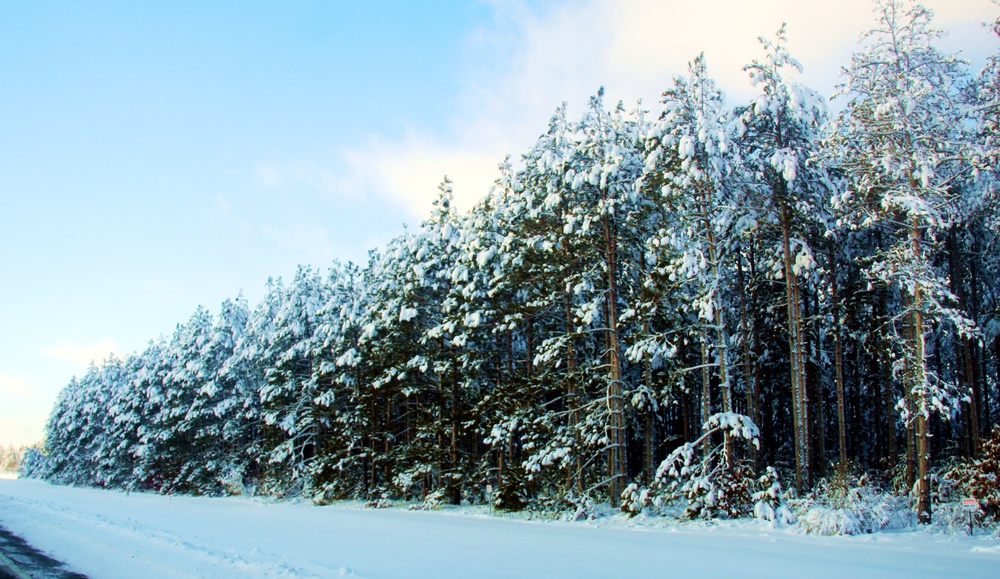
[465,0,995,121]
[41,338,118,367]
[342,134,504,217]
[301,0,999,221]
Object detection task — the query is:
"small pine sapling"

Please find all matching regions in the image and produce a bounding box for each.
[651,413,760,519]
[753,467,795,525]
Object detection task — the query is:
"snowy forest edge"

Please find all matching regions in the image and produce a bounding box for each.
[18,0,1000,536]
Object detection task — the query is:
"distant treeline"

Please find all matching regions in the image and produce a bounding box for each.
[1,444,37,472]
[22,1,1000,524]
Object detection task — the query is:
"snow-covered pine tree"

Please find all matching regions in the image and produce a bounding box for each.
[828,0,979,523]
[92,354,137,488]
[487,105,595,506]
[349,241,414,500]
[43,367,103,485]
[154,306,216,493]
[130,338,173,490]
[737,24,834,490]
[955,7,1000,454]
[637,53,745,471]
[226,277,286,489]
[445,184,520,505]
[353,216,462,503]
[563,91,647,506]
[309,261,370,500]
[258,266,331,495]
[482,94,648,509]
[183,295,252,494]
[409,178,479,505]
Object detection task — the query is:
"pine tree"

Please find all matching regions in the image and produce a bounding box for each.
[738,24,834,489]
[638,53,744,471]
[259,266,331,495]
[828,0,978,523]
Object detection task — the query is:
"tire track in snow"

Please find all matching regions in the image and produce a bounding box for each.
[0,493,355,578]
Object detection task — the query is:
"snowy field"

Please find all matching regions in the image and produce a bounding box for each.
[0,479,997,578]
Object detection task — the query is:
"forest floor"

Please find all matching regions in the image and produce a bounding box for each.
[0,478,997,578]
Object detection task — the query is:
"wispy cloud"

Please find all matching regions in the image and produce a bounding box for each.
[342,134,504,216]
[41,338,118,367]
[253,1,997,223]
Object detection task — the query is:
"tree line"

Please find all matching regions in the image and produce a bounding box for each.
[23,1,1000,523]
[0,444,35,472]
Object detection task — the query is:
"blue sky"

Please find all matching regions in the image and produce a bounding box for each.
[1,0,995,446]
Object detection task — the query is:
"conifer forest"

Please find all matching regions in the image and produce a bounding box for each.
[22,1,1000,526]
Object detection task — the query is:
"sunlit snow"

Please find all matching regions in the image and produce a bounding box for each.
[0,479,996,578]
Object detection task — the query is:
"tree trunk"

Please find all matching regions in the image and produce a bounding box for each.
[701,334,712,432]
[911,217,931,524]
[830,249,848,466]
[603,213,627,507]
[682,388,694,444]
[736,255,760,469]
[697,184,733,464]
[448,374,460,505]
[902,293,916,493]
[806,287,826,479]
[565,290,584,494]
[643,410,654,482]
[780,201,810,491]
[968,252,990,431]
[875,229,897,470]
[994,336,1000,432]
[916,410,931,524]
[948,231,981,457]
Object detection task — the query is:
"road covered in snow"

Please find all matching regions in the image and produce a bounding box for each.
[0,478,997,578]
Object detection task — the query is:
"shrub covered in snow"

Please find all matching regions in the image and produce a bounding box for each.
[491,472,529,512]
[944,426,1000,523]
[363,488,395,509]
[793,465,909,535]
[620,482,653,516]
[623,413,765,520]
[753,467,795,525]
[410,488,447,510]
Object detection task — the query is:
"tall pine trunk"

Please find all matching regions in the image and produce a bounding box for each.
[780,200,810,491]
[603,211,627,507]
[565,290,584,495]
[910,217,931,524]
[697,184,732,462]
[948,231,981,458]
[736,255,760,468]
[829,249,848,466]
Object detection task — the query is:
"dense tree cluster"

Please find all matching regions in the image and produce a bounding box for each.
[24,1,1000,522]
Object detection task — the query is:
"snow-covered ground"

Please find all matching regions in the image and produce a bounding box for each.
[0,479,997,578]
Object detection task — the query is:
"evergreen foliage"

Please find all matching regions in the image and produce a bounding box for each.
[945,425,1000,522]
[26,1,1000,526]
